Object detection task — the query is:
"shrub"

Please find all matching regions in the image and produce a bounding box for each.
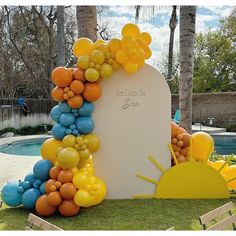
[210,153,236,165]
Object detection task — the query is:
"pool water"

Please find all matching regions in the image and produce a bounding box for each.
[213,135,236,155]
[0,140,44,156]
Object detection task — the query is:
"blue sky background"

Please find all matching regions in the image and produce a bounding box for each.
[98,5,235,68]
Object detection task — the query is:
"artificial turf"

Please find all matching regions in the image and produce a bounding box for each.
[0,198,236,230]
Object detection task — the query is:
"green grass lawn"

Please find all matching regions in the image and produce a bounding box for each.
[0,198,236,230]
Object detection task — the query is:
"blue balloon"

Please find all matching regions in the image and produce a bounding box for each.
[33,160,53,180]
[52,124,66,140]
[60,113,76,127]
[59,101,71,113]
[22,181,31,190]
[22,188,41,209]
[39,182,46,194]
[76,117,94,134]
[69,124,76,130]
[24,173,36,187]
[66,129,72,135]
[17,186,25,194]
[72,129,79,135]
[50,105,62,123]
[1,182,22,207]
[78,101,94,117]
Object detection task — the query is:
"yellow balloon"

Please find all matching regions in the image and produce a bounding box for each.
[73,172,88,189]
[86,166,94,176]
[41,138,62,164]
[222,165,236,190]
[85,68,100,82]
[112,61,120,71]
[90,177,106,206]
[144,46,152,59]
[122,23,140,39]
[84,134,100,153]
[140,32,152,45]
[212,160,229,172]
[74,189,91,207]
[121,36,134,50]
[191,132,214,162]
[124,61,138,74]
[77,55,90,70]
[100,63,113,79]
[90,50,105,64]
[108,38,121,52]
[57,147,80,169]
[137,59,145,69]
[115,49,129,64]
[79,149,91,161]
[62,135,76,148]
[96,43,109,54]
[72,38,94,57]
[94,39,105,48]
[71,167,79,175]
[135,38,146,49]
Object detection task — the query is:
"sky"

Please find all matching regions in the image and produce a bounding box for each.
[98,5,235,69]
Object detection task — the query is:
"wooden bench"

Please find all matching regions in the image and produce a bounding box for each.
[26,213,63,230]
[199,202,236,230]
[166,226,175,230]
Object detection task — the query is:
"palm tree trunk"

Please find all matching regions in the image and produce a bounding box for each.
[76,6,97,41]
[167,6,177,84]
[179,6,196,133]
[56,6,65,66]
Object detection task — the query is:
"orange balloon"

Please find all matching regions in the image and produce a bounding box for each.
[172,144,180,152]
[51,67,73,87]
[45,179,57,194]
[70,80,85,95]
[47,191,62,206]
[182,133,191,147]
[67,95,83,108]
[179,127,187,134]
[177,155,186,163]
[176,134,183,141]
[35,195,57,217]
[73,68,86,82]
[60,183,76,200]
[49,166,62,179]
[51,86,64,102]
[180,147,189,156]
[55,181,62,189]
[177,140,183,147]
[171,122,180,138]
[82,82,102,102]
[58,200,80,217]
[171,138,177,144]
[58,170,74,183]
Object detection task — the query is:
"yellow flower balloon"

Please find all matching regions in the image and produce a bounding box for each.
[222,165,236,190]
[90,177,107,206]
[140,32,152,45]
[115,49,129,64]
[108,38,121,52]
[41,138,62,164]
[211,160,229,173]
[77,56,90,70]
[85,68,100,82]
[73,37,94,57]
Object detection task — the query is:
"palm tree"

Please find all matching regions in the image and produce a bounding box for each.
[56,6,65,66]
[179,6,196,133]
[76,6,97,41]
[167,6,178,84]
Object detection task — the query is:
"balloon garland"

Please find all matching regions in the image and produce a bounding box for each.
[1,23,153,217]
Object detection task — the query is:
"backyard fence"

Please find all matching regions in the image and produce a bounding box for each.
[0,92,236,129]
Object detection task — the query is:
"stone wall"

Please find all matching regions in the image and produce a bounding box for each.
[172,92,236,126]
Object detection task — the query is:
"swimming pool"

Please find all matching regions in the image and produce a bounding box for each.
[212,134,236,155]
[0,139,45,156]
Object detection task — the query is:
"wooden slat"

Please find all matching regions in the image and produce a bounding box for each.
[167,226,175,231]
[199,202,234,225]
[206,214,236,230]
[27,213,63,231]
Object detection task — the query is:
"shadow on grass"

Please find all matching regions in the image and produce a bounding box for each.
[0,199,235,230]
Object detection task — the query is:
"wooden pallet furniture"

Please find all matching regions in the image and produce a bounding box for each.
[26,213,63,231]
[199,202,236,230]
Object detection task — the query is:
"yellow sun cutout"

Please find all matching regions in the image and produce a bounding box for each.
[133,142,236,199]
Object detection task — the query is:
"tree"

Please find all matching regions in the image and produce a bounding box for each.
[179,6,196,133]
[194,14,236,92]
[167,6,178,84]
[76,6,97,41]
[56,6,65,66]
